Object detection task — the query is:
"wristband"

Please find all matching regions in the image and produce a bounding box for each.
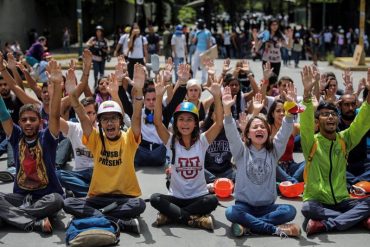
[135,96,144,101]
[0,97,11,122]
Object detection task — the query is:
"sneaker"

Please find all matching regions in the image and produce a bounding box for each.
[306,219,326,236]
[276,223,301,237]
[0,171,14,183]
[231,223,249,237]
[155,213,170,227]
[33,217,53,234]
[118,218,140,234]
[363,217,370,230]
[188,215,214,231]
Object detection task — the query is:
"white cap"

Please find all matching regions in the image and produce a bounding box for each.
[97,100,122,117]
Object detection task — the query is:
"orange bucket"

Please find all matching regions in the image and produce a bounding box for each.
[279,181,304,198]
[214,178,234,198]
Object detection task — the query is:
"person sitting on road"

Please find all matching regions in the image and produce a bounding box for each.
[223,84,301,238]
[150,76,223,231]
[63,64,147,234]
[300,66,370,236]
[0,59,64,234]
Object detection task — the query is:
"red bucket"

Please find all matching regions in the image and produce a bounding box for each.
[214,178,234,198]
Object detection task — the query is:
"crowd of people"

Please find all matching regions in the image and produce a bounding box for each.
[0,18,370,242]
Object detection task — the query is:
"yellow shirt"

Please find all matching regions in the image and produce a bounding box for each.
[83,128,141,197]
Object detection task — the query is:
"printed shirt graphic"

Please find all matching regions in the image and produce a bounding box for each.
[204,130,232,174]
[9,124,63,198]
[166,133,209,199]
[246,152,273,185]
[83,128,141,197]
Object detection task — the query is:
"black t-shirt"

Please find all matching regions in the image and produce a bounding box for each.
[3,94,23,124]
[204,129,233,174]
[146,33,160,54]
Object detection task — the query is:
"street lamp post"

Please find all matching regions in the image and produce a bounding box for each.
[77,0,83,57]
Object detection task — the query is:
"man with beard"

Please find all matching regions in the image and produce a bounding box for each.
[299,66,370,236]
[337,94,370,186]
[0,59,64,234]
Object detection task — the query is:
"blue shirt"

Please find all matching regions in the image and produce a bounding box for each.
[9,124,63,198]
[195,29,211,52]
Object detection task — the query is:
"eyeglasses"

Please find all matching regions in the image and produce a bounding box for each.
[319,111,338,117]
[100,115,120,124]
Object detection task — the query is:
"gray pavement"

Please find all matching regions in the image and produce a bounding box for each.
[1,58,370,246]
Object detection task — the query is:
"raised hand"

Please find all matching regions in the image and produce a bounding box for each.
[300,65,315,94]
[342,68,353,93]
[46,60,63,84]
[222,58,231,74]
[283,82,297,102]
[132,63,146,89]
[65,68,77,95]
[237,112,248,134]
[6,53,17,70]
[165,57,174,73]
[263,61,274,80]
[0,52,7,70]
[312,65,320,83]
[357,78,366,94]
[205,58,215,76]
[252,92,265,113]
[68,59,77,71]
[106,73,119,95]
[222,86,236,108]
[241,59,250,72]
[154,71,169,96]
[82,49,93,68]
[204,81,221,98]
[319,73,328,92]
[177,63,191,84]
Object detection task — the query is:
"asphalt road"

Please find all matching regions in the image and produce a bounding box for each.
[0,58,369,246]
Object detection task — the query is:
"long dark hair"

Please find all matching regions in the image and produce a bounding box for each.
[244,115,273,151]
[128,23,140,53]
[267,18,284,40]
[267,99,284,125]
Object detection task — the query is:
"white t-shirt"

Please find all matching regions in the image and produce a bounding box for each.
[118,33,129,55]
[141,108,162,144]
[171,34,186,58]
[166,133,209,199]
[128,35,148,59]
[224,31,231,45]
[65,122,94,171]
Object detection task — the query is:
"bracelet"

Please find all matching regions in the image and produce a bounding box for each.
[135,96,144,101]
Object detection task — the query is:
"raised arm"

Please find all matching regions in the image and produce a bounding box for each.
[70,90,93,138]
[154,74,171,144]
[0,52,41,106]
[131,63,145,140]
[203,82,223,143]
[81,49,93,97]
[19,63,42,99]
[47,60,63,137]
[6,53,24,89]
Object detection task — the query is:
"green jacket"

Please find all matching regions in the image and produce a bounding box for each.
[300,100,370,205]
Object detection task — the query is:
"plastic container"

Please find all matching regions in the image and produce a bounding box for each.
[214,178,234,198]
[279,181,304,198]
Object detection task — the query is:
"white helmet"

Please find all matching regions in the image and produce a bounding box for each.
[97,100,122,117]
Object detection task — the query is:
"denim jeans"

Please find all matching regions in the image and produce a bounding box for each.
[204,168,236,184]
[56,168,93,197]
[173,57,184,82]
[276,160,305,183]
[93,60,106,87]
[0,136,7,156]
[225,201,297,234]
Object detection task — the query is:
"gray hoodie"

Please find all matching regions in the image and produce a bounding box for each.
[224,115,293,207]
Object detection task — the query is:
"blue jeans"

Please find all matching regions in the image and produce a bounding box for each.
[173,57,184,82]
[204,168,235,184]
[0,135,7,156]
[225,201,297,234]
[92,60,106,86]
[276,160,305,183]
[346,160,370,186]
[56,168,93,197]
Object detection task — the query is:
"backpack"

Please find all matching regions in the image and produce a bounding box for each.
[303,135,348,183]
[66,216,120,247]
